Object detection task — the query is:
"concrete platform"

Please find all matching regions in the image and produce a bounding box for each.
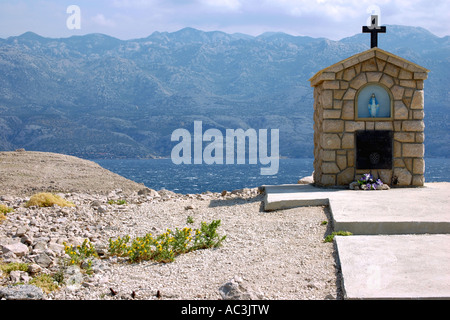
[261,182,450,299]
[262,182,450,235]
[335,235,450,299]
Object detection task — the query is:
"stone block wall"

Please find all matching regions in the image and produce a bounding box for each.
[310,48,428,187]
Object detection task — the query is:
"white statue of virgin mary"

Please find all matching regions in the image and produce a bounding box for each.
[368,93,379,117]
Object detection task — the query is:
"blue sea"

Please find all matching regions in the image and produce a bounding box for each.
[92,158,450,195]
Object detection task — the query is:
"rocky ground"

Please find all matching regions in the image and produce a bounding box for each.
[0,151,342,300]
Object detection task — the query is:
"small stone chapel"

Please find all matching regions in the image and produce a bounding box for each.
[309,21,429,188]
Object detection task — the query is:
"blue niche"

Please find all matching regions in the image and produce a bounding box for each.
[357,84,392,119]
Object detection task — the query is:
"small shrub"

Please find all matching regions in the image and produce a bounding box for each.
[186,215,194,224]
[324,231,353,243]
[52,269,65,285]
[29,274,60,293]
[108,234,131,257]
[63,239,98,269]
[26,193,75,208]
[109,220,226,264]
[195,220,227,249]
[108,199,127,205]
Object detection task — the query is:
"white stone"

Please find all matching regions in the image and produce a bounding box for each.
[2,242,29,257]
[219,276,265,300]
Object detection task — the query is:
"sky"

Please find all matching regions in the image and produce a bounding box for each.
[0,0,448,40]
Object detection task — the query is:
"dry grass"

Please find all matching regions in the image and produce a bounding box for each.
[29,274,61,293]
[25,192,75,208]
[0,204,13,214]
[0,204,13,222]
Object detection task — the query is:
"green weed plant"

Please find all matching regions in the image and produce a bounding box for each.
[109,220,226,263]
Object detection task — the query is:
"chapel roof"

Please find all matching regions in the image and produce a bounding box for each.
[309,47,429,87]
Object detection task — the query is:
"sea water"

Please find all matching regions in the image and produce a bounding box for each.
[93,158,450,195]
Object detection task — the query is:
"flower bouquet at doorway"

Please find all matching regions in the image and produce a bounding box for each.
[349,173,390,190]
[358,173,383,190]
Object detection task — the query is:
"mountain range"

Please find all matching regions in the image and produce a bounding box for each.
[0,25,449,159]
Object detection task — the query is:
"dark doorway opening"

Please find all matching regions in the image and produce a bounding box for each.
[356,130,393,169]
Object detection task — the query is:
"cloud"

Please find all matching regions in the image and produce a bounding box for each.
[0,0,448,40]
[199,0,242,11]
[112,0,159,8]
[263,0,381,20]
[92,14,116,27]
[103,0,450,39]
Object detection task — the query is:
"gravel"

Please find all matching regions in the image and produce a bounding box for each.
[0,151,342,300]
[1,189,342,300]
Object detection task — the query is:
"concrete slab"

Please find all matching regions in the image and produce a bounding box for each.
[335,234,450,300]
[330,182,450,234]
[262,182,450,234]
[262,182,450,299]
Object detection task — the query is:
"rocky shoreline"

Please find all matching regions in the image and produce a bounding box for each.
[0,151,341,300]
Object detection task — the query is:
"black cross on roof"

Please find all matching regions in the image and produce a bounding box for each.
[362,15,386,48]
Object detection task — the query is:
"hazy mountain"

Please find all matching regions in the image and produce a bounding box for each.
[0,25,448,159]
